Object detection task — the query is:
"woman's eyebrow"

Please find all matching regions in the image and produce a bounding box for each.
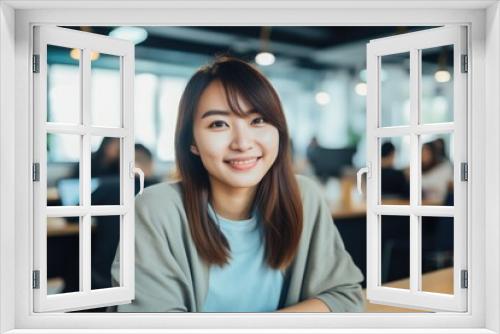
[201,109,258,119]
[200,110,231,119]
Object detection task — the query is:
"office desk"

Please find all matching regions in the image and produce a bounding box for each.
[47,217,97,237]
[330,198,444,220]
[47,217,80,237]
[331,202,366,219]
[363,267,453,312]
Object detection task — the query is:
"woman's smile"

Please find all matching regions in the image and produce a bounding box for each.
[225,156,262,171]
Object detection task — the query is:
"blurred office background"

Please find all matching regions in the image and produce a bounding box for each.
[46,26,456,311]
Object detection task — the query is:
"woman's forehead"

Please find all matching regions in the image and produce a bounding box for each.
[197,81,255,116]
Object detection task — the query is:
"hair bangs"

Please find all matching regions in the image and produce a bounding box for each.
[216,63,282,130]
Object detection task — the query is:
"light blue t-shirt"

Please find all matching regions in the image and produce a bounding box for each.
[202,205,284,312]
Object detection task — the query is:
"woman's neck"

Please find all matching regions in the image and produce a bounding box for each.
[209,179,257,221]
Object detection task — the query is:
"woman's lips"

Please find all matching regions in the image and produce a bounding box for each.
[225,157,261,171]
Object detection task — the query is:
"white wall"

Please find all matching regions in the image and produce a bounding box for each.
[485,2,500,332]
[0,2,16,333]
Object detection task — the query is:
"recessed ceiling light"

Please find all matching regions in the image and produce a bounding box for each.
[255,52,275,66]
[434,70,451,83]
[70,49,100,61]
[109,27,148,45]
[315,91,331,105]
[355,82,368,96]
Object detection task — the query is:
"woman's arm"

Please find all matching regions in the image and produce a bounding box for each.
[277,298,330,312]
[111,186,191,312]
[289,176,365,312]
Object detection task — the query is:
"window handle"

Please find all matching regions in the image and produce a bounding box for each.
[129,162,145,195]
[134,167,145,195]
[356,163,371,195]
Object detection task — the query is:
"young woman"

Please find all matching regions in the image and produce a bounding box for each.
[111,56,364,312]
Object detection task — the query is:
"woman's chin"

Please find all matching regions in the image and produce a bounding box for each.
[217,172,264,190]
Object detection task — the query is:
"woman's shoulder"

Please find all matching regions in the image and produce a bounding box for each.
[293,175,334,237]
[294,174,324,202]
[134,180,190,238]
[135,180,184,212]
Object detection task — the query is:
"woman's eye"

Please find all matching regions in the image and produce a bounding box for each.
[252,117,266,125]
[208,120,228,128]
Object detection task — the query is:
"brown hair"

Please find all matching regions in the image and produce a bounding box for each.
[174,56,303,270]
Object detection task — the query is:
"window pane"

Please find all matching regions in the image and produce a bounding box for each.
[380,52,410,127]
[421,216,454,294]
[91,53,121,128]
[380,136,410,205]
[157,78,187,161]
[381,215,410,289]
[47,216,80,295]
[47,133,81,206]
[91,136,121,206]
[421,45,454,124]
[421,133,454,206]
[91,215,121,290]
[47,46,80,124]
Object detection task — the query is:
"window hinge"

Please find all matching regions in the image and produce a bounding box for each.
[461,162,468,181]
[32,163,40,182]
[461,270,468,289]
[32,55,40,73]
[32,270,40,289]
[461,54,468,73]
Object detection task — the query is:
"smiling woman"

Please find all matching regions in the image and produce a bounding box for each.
[111,56,364,312]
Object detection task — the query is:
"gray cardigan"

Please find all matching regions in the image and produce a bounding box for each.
[111,175,364,312]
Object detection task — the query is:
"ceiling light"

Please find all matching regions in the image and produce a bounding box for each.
[255,52,275,66]
[355,82,368,96]
[109,27,148,45]
[70,49,100,61]
[315,91,331,105]
[434,70,451,83]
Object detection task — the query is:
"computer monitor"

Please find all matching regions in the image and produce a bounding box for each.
[308,146,356,179]
[57,178,100,206]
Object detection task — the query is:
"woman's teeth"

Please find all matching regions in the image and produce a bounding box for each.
[226,157,260,171]
[229,158,257,165]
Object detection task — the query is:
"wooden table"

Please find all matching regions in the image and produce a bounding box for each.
[363,267,453,312]
[47,217,96,237]
[47,217,80,237]
[331,202,366,219]
[330,198,444,220]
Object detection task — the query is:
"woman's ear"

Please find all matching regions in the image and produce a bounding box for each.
[190,145,200,155]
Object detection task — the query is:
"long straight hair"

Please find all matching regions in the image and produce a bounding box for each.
[174,56,303,270]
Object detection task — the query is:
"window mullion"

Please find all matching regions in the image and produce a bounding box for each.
[409,48,421,293]
[81,48,92,293]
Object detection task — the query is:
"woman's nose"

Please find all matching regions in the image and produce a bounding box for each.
[230,124,253,151]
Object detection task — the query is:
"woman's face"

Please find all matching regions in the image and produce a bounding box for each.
[191,80,279,192]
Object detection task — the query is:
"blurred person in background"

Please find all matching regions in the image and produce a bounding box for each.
[134,143,160,184]
[421,141,453,204]
[69,137,121,179]
[380,142,410,199]
[90,144,159,293]
[432,138,449,164]
[90,137,121,177]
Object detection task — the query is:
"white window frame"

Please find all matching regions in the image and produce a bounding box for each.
[0,1,499,333]
[365,26,468,312]
[32,26,136,312]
